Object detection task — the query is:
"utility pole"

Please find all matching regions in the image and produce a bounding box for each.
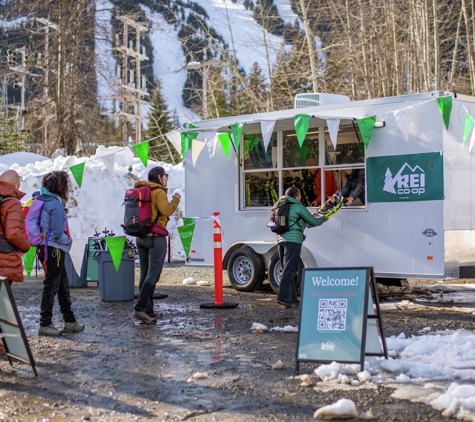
[36,18,57,152]
[114,15,149,146]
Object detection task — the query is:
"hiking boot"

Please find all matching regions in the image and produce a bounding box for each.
[277,300,293,308]
[63,322,85,333]
[38,325,62,337]
[146,310,163,318]
[315,190,344,218]
[131,310,156,324]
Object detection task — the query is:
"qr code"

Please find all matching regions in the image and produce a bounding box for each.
[317,299,348,330]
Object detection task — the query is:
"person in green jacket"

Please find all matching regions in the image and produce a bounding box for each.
[277,186,327,308]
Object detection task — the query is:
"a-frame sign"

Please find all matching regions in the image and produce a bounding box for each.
[296,267,387,373]
[0,277,37,377]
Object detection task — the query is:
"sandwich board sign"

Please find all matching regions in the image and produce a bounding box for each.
[0,277,37,376]
[296,267,387,372]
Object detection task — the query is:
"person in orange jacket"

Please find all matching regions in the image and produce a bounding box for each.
[0,170,31,284]
[304,158,338,206]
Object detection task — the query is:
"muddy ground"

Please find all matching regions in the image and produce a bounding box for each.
[1,264,475,422]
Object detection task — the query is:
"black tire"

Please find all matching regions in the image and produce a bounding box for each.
[268,252,304,295]
[227,246,265,292]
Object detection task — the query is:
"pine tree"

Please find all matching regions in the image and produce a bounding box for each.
[146,79,180,164]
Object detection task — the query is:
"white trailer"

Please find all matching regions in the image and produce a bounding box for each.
[184,91,475,292]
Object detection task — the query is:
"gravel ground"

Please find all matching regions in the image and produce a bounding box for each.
[1,264,474,421]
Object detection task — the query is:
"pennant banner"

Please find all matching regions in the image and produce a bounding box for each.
[436,96,453,130]
[191,139,206,167]
[70,162,85,188]
[294,114,311,147]
[104,236,126,273]
[463,111,474,147]
[393,106,414,141]
[133,141,150,167]
[356,116,376,149]
[100,153,116,178]
[165,130,182,154]
[182,218,196,226]
[177,223,195,258]
[260,120,276,151]
[326,119,340,150]
[23,246,36,277]
[218,133,231,157]
[231,122,245,152]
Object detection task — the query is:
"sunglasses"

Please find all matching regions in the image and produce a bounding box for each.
[162,173,169,178]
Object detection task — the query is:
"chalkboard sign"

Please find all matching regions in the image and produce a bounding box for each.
[296,267,387,372]
[0,277,37,376]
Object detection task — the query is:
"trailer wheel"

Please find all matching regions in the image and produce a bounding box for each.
[268,252,303,295]
[227,247,265,292]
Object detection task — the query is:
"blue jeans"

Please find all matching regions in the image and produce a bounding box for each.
[277,242,301,304]
[134,235,167,314]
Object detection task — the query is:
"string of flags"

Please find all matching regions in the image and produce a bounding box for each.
[177,215,220,258]
[167,96,457,168]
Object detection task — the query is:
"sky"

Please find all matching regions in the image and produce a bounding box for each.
[3,150,475,420]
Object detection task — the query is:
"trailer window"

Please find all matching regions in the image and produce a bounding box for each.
[325,124,366,207]
[282,129,319,168]
[244,171,279,207]
[243,132,277,170]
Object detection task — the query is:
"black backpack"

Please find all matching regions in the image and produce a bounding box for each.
[267,198,300,235]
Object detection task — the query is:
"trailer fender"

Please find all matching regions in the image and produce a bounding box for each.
[223,241,277,270]
[223,242,317,271]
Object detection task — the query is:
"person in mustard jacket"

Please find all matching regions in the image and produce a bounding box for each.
[277,186,327,308]
[0,170,31,284]
[132,166,180,324]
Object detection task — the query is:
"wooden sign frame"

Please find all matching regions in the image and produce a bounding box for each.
[0,277,37,377]
[295,267,387,373]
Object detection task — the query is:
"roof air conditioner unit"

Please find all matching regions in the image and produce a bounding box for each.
[294,93,351,109]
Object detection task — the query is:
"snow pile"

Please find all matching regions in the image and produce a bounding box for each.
[313,330,475,420]
[4,147,186,261]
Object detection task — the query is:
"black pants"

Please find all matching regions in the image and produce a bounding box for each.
[277,242,301,304]
[134,235,167,314]
[37,246,76,327]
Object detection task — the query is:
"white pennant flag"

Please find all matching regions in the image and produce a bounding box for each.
[260,120,276,151]
[197,131,218,158]
[393,106,414,141]
[326,119,340,150]
[165,130,182,154]
[191,139,206,167]
[100,153,115,178]
[470,125,475,154]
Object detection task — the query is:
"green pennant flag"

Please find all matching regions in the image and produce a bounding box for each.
[357,116,376,149]
[104,236,126,273]
[23,246,37,277]
[133,141,150,167]
[293,114,311,147]
[180,133,197,160]
[182,217,196,226]
[70,162,85,188]
[463,112,474,147]
[231,122,245,152]
[436,96,453,130]
[177,223,195,258]
[218,133,231,157]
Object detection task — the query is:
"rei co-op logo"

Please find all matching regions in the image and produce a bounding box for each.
[383,163,425,196]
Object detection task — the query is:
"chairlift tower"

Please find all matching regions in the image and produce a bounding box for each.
[114,15,149,146]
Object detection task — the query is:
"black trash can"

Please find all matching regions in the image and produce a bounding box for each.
[93,250,135,302]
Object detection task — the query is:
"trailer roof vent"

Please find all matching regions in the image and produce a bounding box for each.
[294,93,351,109]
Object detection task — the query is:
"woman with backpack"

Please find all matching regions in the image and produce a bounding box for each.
[277,186,327,308]
[132,166,180,324]
[36,171,84,336]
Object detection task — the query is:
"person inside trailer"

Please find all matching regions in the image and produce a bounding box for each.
[303,158,338,207]
[340,156,365,205]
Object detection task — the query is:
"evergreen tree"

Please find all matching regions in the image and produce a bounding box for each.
[0,104,27,154]
[146,79,180,164]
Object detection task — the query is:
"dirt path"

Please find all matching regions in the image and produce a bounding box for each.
[0,265,473,421]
